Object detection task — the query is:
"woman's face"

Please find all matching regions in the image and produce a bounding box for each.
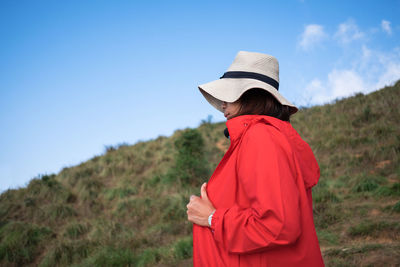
[222,100,241,120]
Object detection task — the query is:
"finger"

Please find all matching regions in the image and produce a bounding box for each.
[190,195,196,200]
[201,182,208,200]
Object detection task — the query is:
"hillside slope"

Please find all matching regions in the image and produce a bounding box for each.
[1,81,399,266]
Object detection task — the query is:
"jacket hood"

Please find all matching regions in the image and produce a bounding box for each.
[226,115,320,189]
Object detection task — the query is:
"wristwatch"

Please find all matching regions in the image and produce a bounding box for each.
[208,210,216,227]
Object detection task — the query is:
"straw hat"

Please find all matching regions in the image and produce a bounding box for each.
[198,51,298,115]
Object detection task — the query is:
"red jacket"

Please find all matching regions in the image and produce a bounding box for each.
[193,115,325,267]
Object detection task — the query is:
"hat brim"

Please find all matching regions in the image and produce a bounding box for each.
[198,78,298,115]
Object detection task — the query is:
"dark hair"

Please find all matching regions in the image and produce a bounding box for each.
[235,88,291,121]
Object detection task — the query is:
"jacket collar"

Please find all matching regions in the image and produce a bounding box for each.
[225,115,289,143]
[225,115,260,142]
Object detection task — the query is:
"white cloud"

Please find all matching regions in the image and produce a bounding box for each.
[381,20,392,35]
[375,62,400,88]
[305,70,365,105]
[334,19,364,44]
[305,79,323,92]
[328,69,365,98]
[299,24,327,50]
[361,45,371,59]
[375,50,400,89]
[298,20,400,106]
[304,79,328,104]
[303,46,400,105]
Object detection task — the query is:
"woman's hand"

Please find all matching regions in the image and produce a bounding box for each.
[187,183,216,227]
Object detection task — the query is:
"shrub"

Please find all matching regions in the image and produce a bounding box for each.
[77,246,136,267]
[352,105,378,126]
[27,174,66,198]
[350,174,386,194]
[170,128,210,186]
[135,248,162,266]
[352,179,379,192]
[0,222,52,265]
[41,174,58,187]
[145,174,162,188]
[39,240,92,267]
[64,222,90,239]
[160,194,187,222]
[173,236,193,260]
[376,183,400,197]
[200,114,213,125]
[48,204,77,220]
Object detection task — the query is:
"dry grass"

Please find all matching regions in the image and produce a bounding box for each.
[0,81,399,266]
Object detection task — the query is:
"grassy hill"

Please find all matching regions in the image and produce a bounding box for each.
[1,81,400,266]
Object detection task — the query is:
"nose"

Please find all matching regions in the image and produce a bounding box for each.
[221,101,227,110]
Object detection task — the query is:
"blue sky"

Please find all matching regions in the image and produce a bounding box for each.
[1,0,399,192]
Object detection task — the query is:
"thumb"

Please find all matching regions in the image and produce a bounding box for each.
[201,183,209,200]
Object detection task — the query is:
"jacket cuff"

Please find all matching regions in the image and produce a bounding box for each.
[210,208,228,244]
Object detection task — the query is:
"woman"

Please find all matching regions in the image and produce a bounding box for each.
[186,51,325,266]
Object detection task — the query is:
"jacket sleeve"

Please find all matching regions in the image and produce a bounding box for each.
[210,124,302,254]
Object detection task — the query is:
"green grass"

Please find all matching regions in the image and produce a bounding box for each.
[315,229,339,246]
[352,177,381,193]
[323,243,400,267]
[348,220,400,237]
[0,222,53,265]
[393,201,400,213]
[73,246,136,267]
[376,183,400,197]
[39,240,92,267]
[63,222,91,239]
[104,187,137,201]
[0,80,399,266]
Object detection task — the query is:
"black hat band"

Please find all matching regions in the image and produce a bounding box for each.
[220,71,279,91]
